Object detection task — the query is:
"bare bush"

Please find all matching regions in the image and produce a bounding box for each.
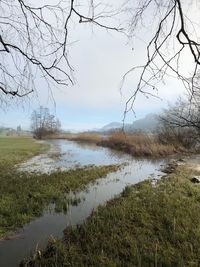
[157,125,197,149]
[158,98,200,149]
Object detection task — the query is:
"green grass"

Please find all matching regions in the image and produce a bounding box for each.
[0,137,119,238]
[22,167,200,267]
[0,137,48,169]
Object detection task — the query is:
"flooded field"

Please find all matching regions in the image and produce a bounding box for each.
[0,140,166,267]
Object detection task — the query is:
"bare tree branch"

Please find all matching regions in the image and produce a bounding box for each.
[122,0,200,120]
[0,0,123,106]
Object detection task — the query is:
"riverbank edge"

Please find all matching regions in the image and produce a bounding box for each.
[0,136,122,240]
[0,165,121,241]
[55,134,191,159]
[22,162,200,267]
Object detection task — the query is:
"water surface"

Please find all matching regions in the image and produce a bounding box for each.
[0,140,166,267]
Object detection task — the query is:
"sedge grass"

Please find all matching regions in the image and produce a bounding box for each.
[0,137,119,238]
[22,166,200,267]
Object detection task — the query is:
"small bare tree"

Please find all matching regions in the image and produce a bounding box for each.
[31,106,61,139]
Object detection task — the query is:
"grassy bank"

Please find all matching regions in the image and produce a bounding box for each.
[0,137,47,169]
[0,137,119,238]
[23,166,200,267]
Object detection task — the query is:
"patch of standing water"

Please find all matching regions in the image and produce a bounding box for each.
[17,140,132,173]
[1,140,166,267]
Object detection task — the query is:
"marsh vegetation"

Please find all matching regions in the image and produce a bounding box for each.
[0,136,199,267]
[0,137,119,238]
[22,166,200,267]
[64,131,187,158]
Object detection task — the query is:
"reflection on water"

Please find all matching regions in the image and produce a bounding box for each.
[0,140,166,267]
[18,140,159,173]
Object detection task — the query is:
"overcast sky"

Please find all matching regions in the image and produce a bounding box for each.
[1,1,197,131]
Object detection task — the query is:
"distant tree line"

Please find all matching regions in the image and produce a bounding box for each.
[31,106,61,139]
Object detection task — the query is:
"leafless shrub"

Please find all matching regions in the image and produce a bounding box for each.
[158,98,200,149]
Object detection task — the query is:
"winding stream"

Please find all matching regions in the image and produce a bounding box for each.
[0,140,166,267]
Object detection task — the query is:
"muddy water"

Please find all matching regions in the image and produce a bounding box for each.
[0,140,166,267]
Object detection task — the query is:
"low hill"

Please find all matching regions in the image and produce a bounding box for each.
[100,114,159,133]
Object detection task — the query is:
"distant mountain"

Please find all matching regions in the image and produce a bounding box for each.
[125,114,159,133]
[99,114,159,133]
[100,122,123,131]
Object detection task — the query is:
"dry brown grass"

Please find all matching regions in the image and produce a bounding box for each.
[63,130,185,157]
[99,131,184,157]
[64,132,102,144]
